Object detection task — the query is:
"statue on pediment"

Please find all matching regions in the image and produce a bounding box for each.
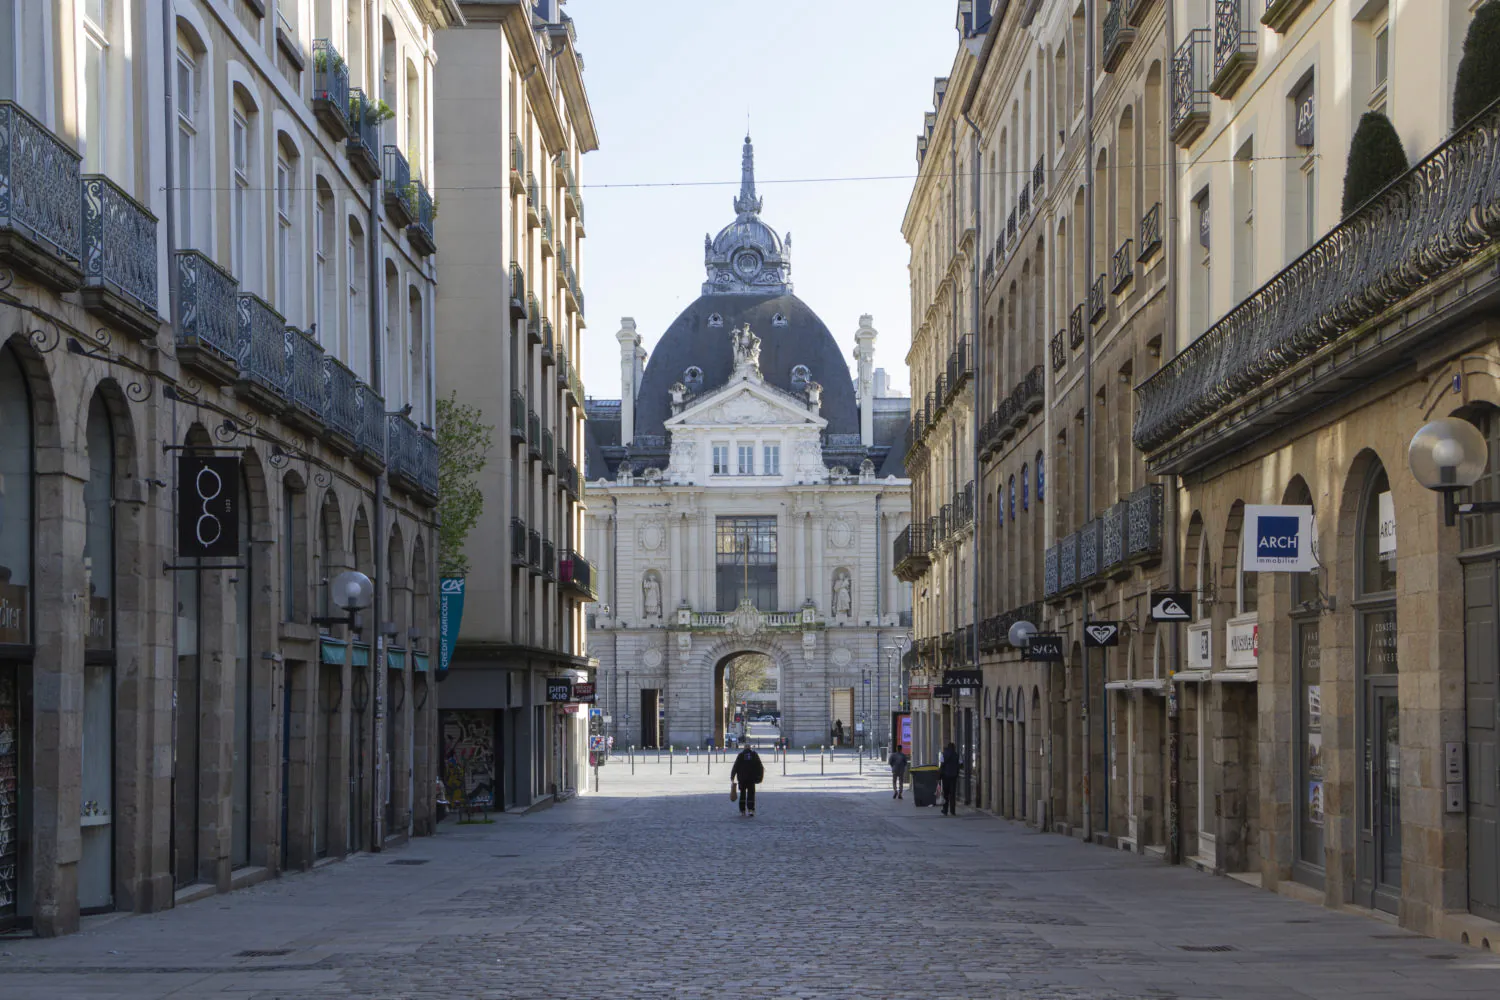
[732,323,762,374]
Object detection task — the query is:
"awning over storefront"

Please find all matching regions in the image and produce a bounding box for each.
[320,638,348,665]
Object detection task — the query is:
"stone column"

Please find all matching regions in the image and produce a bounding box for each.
[812,510,825,615]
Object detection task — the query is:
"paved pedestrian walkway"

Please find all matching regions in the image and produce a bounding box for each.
[2,751,1498,998]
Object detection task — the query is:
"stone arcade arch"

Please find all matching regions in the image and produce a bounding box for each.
[695,636,798,749]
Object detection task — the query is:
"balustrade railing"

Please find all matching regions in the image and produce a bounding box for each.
[511,518,528,566]
[542,540,556,580]
[1033,157,1045,195]
[1069,304,1084,349]
[345,89,381,177]
[510,133,525,191]
[382,146,415,224]
[176,250,238,364]
[1136,102,1500,454]
[285,327,324,420]
[1059,532,1078,591]
[1127,483,1164,558]
[1171,30,1212,144]
[527,409,542,457]
[1213,0,1258,93]
[355,383,385,460]
[0,100,83,272]
[408,177,435,253]
[1089,274,1107,322]
[528,529,542,571]
[82,174,157,315]
[1112,238,1134,292]
[1079,518,1102,581]
[322,355,361,443]
[1018,182,1031,221]
[1007,207,1018,246]
[1102,500,1129,572]
[559,549,597,599]
[1044,544,1060,598]
[1051,330,1066,372]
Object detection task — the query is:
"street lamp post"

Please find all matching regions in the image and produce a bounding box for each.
[1409,416,1500,523]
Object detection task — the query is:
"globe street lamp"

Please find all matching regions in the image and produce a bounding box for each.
[1408,417,1500,525]
[312,569,375,629]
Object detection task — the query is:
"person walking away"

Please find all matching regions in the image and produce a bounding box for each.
[730,742,765,817]
[939,742,961,816]
[888,746,910,798]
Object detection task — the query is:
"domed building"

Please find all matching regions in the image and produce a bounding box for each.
[582,137,914,750]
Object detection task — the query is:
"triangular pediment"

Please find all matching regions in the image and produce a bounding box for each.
[665,373,827,431]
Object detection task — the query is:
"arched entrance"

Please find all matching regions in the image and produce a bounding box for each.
[712,651,779,747]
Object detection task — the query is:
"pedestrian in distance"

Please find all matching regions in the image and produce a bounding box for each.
[730,741,765,817]
[939,742,961,816]
[888,746,909,799]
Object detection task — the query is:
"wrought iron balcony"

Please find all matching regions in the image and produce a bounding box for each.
[956,333,973,386]
[1112,239,1134,293]
[542,539,556,581]
[345,89,382,181]
[542,427,555,472]
[322,355,361,446]
[1018,182,1031,222]
[81,174,159,338]
[1138,202,1163,263]
[1017,364,1044,415]
[1127,0,1158,26]
[894,523,932,581]
[509,261,526,320]
[511,518,528,567]
[408,177,435,255]
[175,250,239,380]
[312,40,352,140]
[1262,0,1313,33]
[983,249,995,285]
[1136,103,1500,469]
[387,412,438,502]
[1101,499,1129,574]
[525,294,541,343]
[527,528,542,574]
[540,204,554,255]
[1033,157,1045,196]
[510,389,526,444]
[541,317,555,365]
[1051,330,1066,373]
[1211,0,1258,99]
[509,133,525,195]
[934,371,949,410]
[382,146,415,227]
[527,410,540,459]
[1127,483,1164,560]
[954,481,975,531]
[284,326,325,428]
[0,101,83,290]
[355,382,385,464]
[1102,0,1136,73]
[561,456,580,499]
[1171,30,1211,146]
[1044,544,1060,598]
[1079,518,1102,583]
[567,361,586,409]
[1089,274,1107,323]
[1069,304,1084,349]
[526,171,541,226]
[557,153,583,225]
[1059,532,1078,592]
[560,549,597,600]
[556,344,569,386]
[1007,207,1018,247]
[236,293,288,409]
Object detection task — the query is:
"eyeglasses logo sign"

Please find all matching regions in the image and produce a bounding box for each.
[177,456,241,559]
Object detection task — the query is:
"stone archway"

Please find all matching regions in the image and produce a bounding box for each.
[696,636,797,749]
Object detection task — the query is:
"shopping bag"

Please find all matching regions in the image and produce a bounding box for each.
[730,781,737,800]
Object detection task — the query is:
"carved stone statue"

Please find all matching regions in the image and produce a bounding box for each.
[804,379,823,412]
[668,381,689,413]
[833,571,852,617]
[643,573,662,618]
[731,323,762,372]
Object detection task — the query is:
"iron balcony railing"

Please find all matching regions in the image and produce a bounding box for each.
[345,89,382,178]
[1044,544,1060,598]
[983,249,995,285]
[562,459,580,499]
[82,174,157,315]
[1171,29,1212,145]
[1127,483,1164,559]
[526,170,540,222]
[557,153,583,224]
[1051,330,1066,373]
[556,344,569,386]
[511,518,528,567]
[285,326,324,421]
[0,100,83,278]
[387,412,438,498]
[540,204,554,251]
[175,250,238,364]
[526,294,541,342]
[559,548,597,599]
[527,410,542,458]
[408,176,435,254]
[1139,202,1163,261]
[355,383,385,461]
[322,355,361,443]
[1112,238,1134,293]
[1136,100,1500,455]
[1059,532,1078,591]
[311,40,351,138]
[1089,274,1107,323]
[542,539,556,581]
[528,528,542,571]
[956,481,975,529]
[1018,182,1031,221]
[236,293,287,397]
[568,361,586,409]
[935,371,949,408]
[1079,519,1102,582]
[1212,0,1258,97]
[1102,500,1129,573]
[1069,304,1085,349]
[541,317,555,364]
[1007,207,1018,246]
[509,261,526,319]
[542,428,555,471]
[510,390,527,442]
[1033,157,1045,195]
[382,146,415,225]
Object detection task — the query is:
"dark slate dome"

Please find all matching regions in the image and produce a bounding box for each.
[632,291,859,442]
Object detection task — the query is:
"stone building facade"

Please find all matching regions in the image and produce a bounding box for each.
[902,0,1500,955]
[433,0,598,809]
[0,0,453,936]
[583,139,912,751]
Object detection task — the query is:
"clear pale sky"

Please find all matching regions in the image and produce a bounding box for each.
[565,0,960,403]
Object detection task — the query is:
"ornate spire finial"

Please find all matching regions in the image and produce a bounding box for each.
[733,134,763,217]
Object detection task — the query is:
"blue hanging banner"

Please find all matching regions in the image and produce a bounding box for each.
[439,577,466,680]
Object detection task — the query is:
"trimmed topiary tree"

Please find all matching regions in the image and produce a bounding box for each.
[1341,111,1409,217]
[1455,1,1500,131]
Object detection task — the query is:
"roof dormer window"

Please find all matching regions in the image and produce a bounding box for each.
[707,313,723,328]
[791,364,811,387]
[772,312,788,327]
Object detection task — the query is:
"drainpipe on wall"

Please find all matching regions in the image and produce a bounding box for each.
[963,107,983,807]
[1082,0,1097,845]
[368,166,386,851]
[1163,0,1183,869]
[161,0,181,907]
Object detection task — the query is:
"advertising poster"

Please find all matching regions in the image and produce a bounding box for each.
[895,712,912,755]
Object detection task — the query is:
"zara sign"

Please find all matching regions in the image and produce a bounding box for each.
[1241,505,1318,572]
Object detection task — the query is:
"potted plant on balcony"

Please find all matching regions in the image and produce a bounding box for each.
[1341,111,1408,217]
[1455,1,1500,131]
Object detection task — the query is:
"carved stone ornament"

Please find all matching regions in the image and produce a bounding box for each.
[832,570,853,618]
[731,598,762,637]
[801,630,817,662]
[708,396,774,424]
[831,646,852,667]
[640,520,664,551]
[828,517,853,549]
[731,323,762,375]
[643,648,663,668]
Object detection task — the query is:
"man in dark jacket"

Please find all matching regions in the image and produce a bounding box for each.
[730,743,765,817]
[888,746,910,799]
[939,742,961,816]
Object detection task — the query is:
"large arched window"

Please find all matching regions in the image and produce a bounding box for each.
[230,86,261,288]
[1008,475,1016,523]
[84,395,114,651]
[1021,464,1030,512]
[1355,458,1399,910]
[1286,476,1323,880]
[81,392,116,911]
[0,345,33,647]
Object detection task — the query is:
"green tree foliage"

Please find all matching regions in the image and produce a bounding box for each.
[1454,1,1500,131]
[436,393,494,578]
[724,654,772,726]
[1341,111,1409,217]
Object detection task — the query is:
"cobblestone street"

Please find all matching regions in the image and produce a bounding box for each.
[2,753,1498,999]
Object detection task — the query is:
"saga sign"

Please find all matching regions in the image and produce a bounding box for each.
[1242,505,1318,572]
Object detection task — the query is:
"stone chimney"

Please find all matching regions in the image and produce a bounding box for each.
[617,318,642,443]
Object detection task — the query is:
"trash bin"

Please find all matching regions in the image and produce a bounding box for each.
[910,765,939,808]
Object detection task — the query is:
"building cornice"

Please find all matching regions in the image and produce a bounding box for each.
[546,22,599,153]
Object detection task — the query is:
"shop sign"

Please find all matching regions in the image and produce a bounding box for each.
[439,577,466,679]
[1225,615,1259,668]
[563,703,580,714]
[942,670,984,687]
[1187,621,1212,669]
[1150,592,1193,622]
[1083,622,1120,647]
[933,685,953,699]
[572,682,596,703]
[908,685,932,700]
[1378,491,1396,558]
[546,678,573,702]
[177,456,240,558]
[896,713,912,754]
[1023,634,1064,661]
[1242,505,1318,572]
